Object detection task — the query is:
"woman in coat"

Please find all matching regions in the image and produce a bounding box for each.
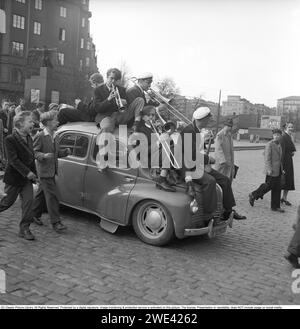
[280,122,296,206]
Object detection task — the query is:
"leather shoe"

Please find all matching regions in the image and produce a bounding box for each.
[249,193,255,207]
[33,217,43,226]
[271,208,285,213]
[53,222,67,232]
[284,252,300,269]
[19,228,35,241]
[156,177,176,192]
[233,210,247,220]
[281,198,292,206]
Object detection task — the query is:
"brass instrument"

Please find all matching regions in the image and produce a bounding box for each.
[149,118,180,169]
[112,84,125,111]
[130,77,192,126]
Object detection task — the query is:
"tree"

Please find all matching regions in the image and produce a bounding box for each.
[154,77,180,98]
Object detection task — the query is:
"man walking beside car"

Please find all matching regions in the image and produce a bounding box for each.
[214,118,246,220]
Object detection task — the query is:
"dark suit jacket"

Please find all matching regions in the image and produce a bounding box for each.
[126,85,147,105]
[87,83,127,119]
[3,131,36,187]
[126,85,159,107]
[34,130,69,178]
[180,123,209,178]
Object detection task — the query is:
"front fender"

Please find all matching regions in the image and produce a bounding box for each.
[126,180,195,239]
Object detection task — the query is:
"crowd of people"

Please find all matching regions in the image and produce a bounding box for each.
[0,67,298,268]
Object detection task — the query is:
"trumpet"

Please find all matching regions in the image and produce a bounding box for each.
[112,84,125,111]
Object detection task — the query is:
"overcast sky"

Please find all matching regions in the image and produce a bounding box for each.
[89,0,300,107]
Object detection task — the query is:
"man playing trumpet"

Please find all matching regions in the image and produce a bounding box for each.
[92,68,144,133]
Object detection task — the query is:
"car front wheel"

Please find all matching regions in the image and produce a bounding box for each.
[132,200,174,246]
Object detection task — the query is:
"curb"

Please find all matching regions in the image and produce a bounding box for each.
[211,145,265,152]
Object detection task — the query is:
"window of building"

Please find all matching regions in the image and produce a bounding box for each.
[35,0,42,10]
[82,17,85,27]
[86,41,91,50]
[16,0,26,4]
[13,15,25,29]
[60,6,67,18]
[79,59,83,71]
[80,38,84,49]
[59,28,66,41]
[58,53,64,66]
[33,21,41,35]
[86,57,90,67]
[12,41,24,56]
[11,69,23,84]
[82,0,88,5]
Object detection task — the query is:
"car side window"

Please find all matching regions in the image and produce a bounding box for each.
[92,140,128,168]
[59,133,89,158]
[74,135,89,158]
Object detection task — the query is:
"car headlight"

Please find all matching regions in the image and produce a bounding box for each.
[190,198,199,214]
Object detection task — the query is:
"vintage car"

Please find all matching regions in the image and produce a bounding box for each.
[56,122,233,246]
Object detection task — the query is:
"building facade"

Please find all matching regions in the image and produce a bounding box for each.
[0,0,98,104]
[221,95,252,116]
[277,96,300,130]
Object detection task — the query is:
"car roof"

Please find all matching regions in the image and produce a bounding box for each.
[57,122,130,138]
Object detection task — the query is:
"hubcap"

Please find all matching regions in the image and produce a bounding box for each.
[138,204,167,238]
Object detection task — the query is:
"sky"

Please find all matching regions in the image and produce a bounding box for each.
[89,0,300,107]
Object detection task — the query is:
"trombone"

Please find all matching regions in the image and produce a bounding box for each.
[149,117,181,170]
[129,77,192,126]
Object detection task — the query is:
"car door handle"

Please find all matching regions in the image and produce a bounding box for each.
[125,177,135,182]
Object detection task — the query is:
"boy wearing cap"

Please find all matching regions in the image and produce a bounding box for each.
[249,129,284,212]
[181,107,236,219]
[32,111,71,232]
[136,106,176,192]
[126,73,160,131]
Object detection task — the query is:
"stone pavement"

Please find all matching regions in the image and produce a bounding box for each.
[0,148,300,306]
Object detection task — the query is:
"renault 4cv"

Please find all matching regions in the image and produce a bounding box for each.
[55,122,233,246]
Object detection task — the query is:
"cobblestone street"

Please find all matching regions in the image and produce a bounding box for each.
[0,148,300,306]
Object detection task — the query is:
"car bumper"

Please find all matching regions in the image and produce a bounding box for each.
[184,211,234,237]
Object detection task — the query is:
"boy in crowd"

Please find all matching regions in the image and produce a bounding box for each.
[0,112,37,240]
[136,105,176,192]
[32,111,71,232]
[249,129,284,212]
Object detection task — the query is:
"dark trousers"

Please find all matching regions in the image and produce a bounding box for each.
[58,108,90,126]
[209,169,236,211]
[288,223,300,257]
[32,177,60,225]
[252,175,281,209]
[288,206,300,256]
[95,97,145,132]
[0,181,33,229]
[193,172,217,214]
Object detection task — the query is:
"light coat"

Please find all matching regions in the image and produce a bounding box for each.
[264,140,282,177]
[214,128,235,181]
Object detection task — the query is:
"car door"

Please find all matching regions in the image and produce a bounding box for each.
[56,131,91,208]
[83,135,137,225]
